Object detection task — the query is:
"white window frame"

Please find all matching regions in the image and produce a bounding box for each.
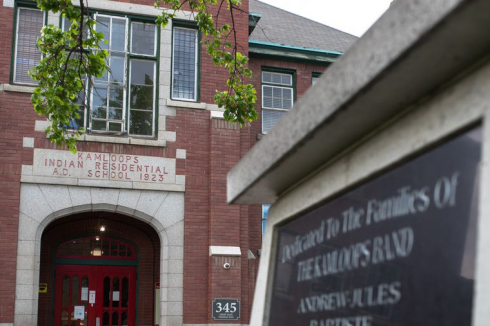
[13,7,44,85]
[60,18,89,132]
[261,85,294,110]
[89,14,128,135]
[261,71,293,87]
[128,21,158,137]
[261,70,295,133]
[171,26,199,102]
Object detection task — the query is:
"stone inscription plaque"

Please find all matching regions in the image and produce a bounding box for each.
[32,149,176,184]
[270,127,482,326]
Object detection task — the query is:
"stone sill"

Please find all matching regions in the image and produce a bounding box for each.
[166,98,221,111]
[209,246,242,257]
[35,120,167,147]
[0,83,36,93]
[210,110,225,120]
[83,134,166,147]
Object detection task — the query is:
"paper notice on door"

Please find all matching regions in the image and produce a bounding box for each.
[89,290,96,304]
[113,291,120,301]
[81,287,88,301]
[74,306,85,320]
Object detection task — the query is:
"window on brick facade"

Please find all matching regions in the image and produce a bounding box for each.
[262,204,270,239]
[89,15,157,136]
[172,26,198,101]
[261,70,294,133]
[13,7,43,85]
[61,15,158,136]
[312,72,321,86]
[61,18,88,131]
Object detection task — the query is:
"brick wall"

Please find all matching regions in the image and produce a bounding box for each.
[0,0,329,324]
[0,1,17,322]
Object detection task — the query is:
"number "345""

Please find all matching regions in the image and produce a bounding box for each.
[215,302,237,313]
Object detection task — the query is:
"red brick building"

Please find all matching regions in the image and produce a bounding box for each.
[0,0,356,325]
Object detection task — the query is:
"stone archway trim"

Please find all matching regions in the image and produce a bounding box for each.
[15,183,184,326]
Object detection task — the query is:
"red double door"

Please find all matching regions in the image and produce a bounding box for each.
[54,265,136,326]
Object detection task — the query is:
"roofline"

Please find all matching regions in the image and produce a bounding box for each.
[249,40,343,56]
[229,0,490,204]
[249,0,358,39]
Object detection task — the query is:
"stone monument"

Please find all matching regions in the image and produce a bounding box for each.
[228,0,490,325]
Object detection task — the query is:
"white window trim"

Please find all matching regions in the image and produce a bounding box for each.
[261,71,295,134]
[13,7,44,86]
[261,71,293,86]
[90,14,129,135]
[60,18,88,133]
[171,26,198,102]
[261,84,294,110]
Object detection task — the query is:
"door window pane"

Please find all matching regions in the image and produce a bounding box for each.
[119,245,127,257]
[121,311,128,326]
[72,276,79,305]
[103,311,109,326]
[81,276,89,303]
[70,312,76,326]
[62,276,70,307]
[61,311,69,326]
[104,277,111,307]
[122,278,129,308]
[112,311,119,326]
[57,237,136,259]
[112,278,119,307]
[111,243,118,256]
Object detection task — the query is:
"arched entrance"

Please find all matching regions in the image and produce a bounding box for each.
[15,184,185,326]
[39,212,160,326]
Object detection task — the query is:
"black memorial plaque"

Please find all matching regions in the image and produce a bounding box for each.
[270,127,482,326]
[212,298,240,320]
